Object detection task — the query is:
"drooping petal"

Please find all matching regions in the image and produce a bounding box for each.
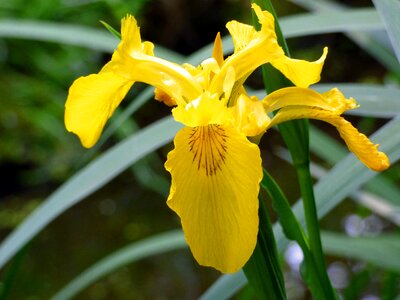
[263,86,357,114]
[65,70,133,148]
[270,47,328,88]
[106,15,202,105]
[268,107,390,171]
[165,124,262,273]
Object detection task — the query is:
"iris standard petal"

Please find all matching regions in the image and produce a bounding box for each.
[165,124,262,273]
[64,71,132,148]
[268,107,390,171]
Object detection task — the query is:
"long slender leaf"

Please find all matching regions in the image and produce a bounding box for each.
[372,0,400,63]
[0,20,184,61]
[322,231,400,272]
[200,116,400,299]
[0,116,181,269]
[280,8,382,38]
[51,230,186,300]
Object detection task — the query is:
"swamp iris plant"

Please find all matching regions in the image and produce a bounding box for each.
[64,4,389,273]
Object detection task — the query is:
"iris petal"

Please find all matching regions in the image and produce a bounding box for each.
[270,47,328,88]
[269,107,390,171]
[263,86,356,114]
[165,124,262,273]
[64,70,133,148]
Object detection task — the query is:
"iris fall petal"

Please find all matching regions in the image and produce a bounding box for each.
[65,70,133,148]
[165,124,262,273]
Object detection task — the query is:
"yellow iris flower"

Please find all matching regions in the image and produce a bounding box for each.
[65,4,390,273]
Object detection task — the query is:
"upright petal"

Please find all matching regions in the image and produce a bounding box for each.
[65,71,133,148]
[165,124,262,273]
[268,107,390,171]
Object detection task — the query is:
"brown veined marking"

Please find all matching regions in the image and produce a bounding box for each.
[188,125,228,176]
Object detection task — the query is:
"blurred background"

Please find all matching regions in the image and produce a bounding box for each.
[0,0,399,299]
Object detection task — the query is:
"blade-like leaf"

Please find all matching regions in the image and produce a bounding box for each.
[51,230,186,300]
[280,8,383,38]
[0,117,181,269]
[322,231,400,272]
[372,0,400,63]
[0,20,184,62]
[198,272,247,300]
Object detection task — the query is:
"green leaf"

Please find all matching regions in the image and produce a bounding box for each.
[0,20,184,62]
[243,197,287,300]
[261,170,307,249]
[280,8,383,38]
[199,272,247,300]
[200,115,400,299]
[51,230,186,300]
[322,231,400,272]
[0,116,181,269]
[0,20,117,51]
[372,0,400,63]
[99,20,121,39]
[261,169,329,299]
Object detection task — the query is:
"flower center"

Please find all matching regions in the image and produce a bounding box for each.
[188,125,228,176]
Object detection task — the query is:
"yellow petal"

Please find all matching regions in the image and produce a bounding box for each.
[65,71,133,148]
[172,92,232,127]
[165,124,262,273]
[263,86,357,114]
[269,107,390,171]
[231,94,270,136]
[212,32,224,67]
[210,9,282,94]
[154,87,177,107]
[105,15,201,105]
[270,47,328,88]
